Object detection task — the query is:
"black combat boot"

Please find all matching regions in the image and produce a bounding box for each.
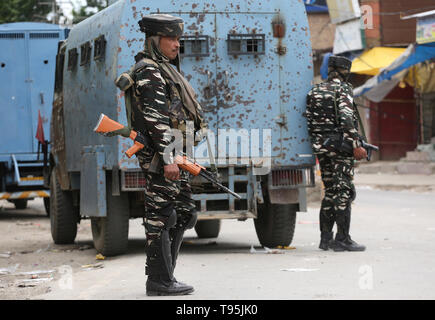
[146,275,194,296]
[319,232,334,250]
[319,203,335,250]
[332,207,366,252]
[332,235,366,252]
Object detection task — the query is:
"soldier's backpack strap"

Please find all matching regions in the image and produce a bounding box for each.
[332,81,367,141]
[333,83,340,128]
[333,83,367,145]
[114,58,160,129]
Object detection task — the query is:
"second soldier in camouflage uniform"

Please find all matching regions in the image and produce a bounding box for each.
[305,55,367,252]
[116,14,206,295]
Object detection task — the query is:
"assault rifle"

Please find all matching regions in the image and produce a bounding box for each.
[323,134,379,161]
[357,140,379,161]
[93,113,241,199]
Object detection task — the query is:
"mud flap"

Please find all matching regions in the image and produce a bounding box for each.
[247,166,259,218]
[298,187,306,212]
[80,145,106,217]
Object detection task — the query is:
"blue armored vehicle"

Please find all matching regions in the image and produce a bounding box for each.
[0,22,68,214]
[48,0,315,255]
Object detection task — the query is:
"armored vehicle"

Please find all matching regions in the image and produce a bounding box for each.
[48,0,315,255]
[0,22,68,214]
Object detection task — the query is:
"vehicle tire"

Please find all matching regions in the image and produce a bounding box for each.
[50,168,77,244]
[195,220,221,238]
[44,197,50,217]
[91,173,129,257]
[254,201,297,248]
[13,199,28,210]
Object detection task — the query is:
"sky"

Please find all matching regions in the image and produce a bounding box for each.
[56,0,98,23]
[58,0,82,19]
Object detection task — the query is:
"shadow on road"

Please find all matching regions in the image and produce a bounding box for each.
[0,208,47,220]
[181,239,257,255]
[91,237,255,258]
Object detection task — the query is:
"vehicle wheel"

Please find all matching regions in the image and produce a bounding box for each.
[91,173,129,257]
[50,168,77,244]
[254,201,297,248]
[195,220,221,238]
[13,199,28,210]
[44,197,50,217]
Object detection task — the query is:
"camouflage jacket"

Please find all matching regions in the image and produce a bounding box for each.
[130,61,199,166]
[305,78,362,154]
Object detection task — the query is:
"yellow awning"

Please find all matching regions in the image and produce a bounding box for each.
[351,47,407,76]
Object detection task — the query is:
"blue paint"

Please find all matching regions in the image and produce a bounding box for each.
[0,22,67,194]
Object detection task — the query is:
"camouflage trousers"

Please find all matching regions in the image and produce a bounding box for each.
[317,152,356,235]
[138,154,197,277]
[137,150,196,216]
[142,169,196,216]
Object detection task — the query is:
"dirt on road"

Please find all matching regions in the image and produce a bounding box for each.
[0,198,102,300]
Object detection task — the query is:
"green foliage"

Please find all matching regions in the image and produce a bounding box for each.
[72,0,108,24]
[0,0,52,24]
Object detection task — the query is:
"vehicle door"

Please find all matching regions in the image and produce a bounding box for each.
[0,32,33,154]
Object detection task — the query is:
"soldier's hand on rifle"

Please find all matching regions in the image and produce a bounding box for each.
[164,164,180,181]
[103,127,131,138]
[353,147,367,161]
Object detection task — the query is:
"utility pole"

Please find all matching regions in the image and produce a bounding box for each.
[39,1,57,24]
[38,0,72,24]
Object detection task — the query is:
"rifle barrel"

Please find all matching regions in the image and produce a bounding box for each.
[199,171,242,199]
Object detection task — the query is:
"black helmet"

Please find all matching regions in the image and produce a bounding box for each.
[138,14,184,37]
[328,55,352,71]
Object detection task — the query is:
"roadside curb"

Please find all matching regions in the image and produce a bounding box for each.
[354,173,435,193]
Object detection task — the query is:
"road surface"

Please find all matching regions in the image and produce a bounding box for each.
[17,187,434,300]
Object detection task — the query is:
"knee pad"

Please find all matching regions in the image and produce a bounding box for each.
[184,210,198,230]
[171,210,197,233]
[167,211,177,230]
[157,204,177,230]
[144,207,177,236]
[162,209,177,230]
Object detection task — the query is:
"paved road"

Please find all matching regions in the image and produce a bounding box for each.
[37,187,435,300]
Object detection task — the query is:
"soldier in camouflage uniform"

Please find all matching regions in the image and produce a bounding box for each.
[116,14,206,295]
[305,56,367,252]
